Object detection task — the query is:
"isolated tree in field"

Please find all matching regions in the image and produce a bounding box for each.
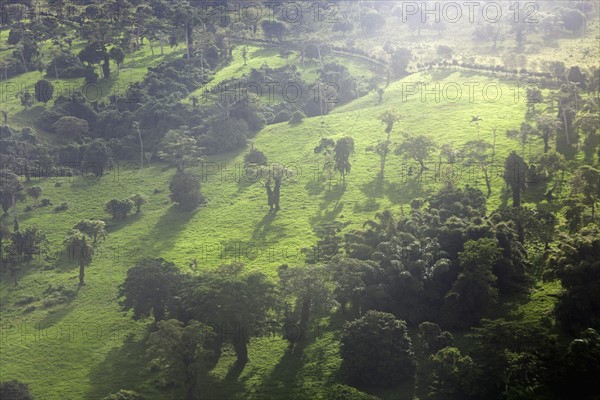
[169,171,203,211]
[390,48,412,77]
[526,86,543,112]
[261,20,288,42]
[26,186,42,207]
[396,133,437,174]
[182,263,276,364]
[570,165,600,218]
[375,110,402,178]
[244,147,267,166]
[0,380,35,400]
[128,193,148,213]
[73,219,106,244]
[34,79,54,104]
[158,129,202,173]
[340,311,416,386]
[574,111,600,161]
[537,150,567,200]
[0,171,23,216]
[334,137,355,186]
[147,319,215,398]
[504,151,528,207]
[506,122,535,159]
[64,229,93,285]
[444,238,501,327]
[120,258,182,323]
[78,42,108,76]
[535,114,561,153]
[105,198,133,220]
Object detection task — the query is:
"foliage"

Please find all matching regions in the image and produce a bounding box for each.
[105,199,133,220]
[169,171,203,211]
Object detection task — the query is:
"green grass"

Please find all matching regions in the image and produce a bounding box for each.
[0,27,588,398]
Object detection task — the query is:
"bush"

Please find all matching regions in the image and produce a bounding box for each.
[340,311,416,386]
[289,110,306,125]
[169,172,204,211]
[327,384,380,400]
[52,116,89,140]
[273,109,291,124]
[40,198,52,206]
[244,148,267,165]
[105,199,133,220]
[46,51,87,78]
[54,202,69,212]
[0,380,35,400]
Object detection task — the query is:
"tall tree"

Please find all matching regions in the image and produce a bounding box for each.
[64,229,94,285]
[504,151,528,207]
[395,133,437,174]
[376,109,402,178]
[570,165,600,218]
[334,137,355,186]
[463,140,493,197]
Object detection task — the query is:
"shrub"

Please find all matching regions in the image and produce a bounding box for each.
[244,148,267,165]
[169,172,204,211]
[105,199,133,220]
[40,198,52,206]
[0,380,35,400]
[54,202,69,212]
[52,116,89,140]
[101,389,146,400]
[289,110,306,125]
[327,384,380,399]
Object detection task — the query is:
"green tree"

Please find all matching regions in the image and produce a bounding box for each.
[535,114,561,153]
[108,46,125,71]
[395,133,437,174]
[504,151,528,207]
[101,389,145,400]
[34,79,54,104]
[158,129,202,173]
[444,238,501,327]
[120,258,182,323]
[64,229,94,285]
[570,165,600,218]
[52,116,90,140]
[147,319,215,399]
[105,199,133,220]
[26,186,42,207]
[334,137,355,186]
[506,122,535,159]
[375,109,402,178]
[0,171,24,217]
[340,311,416,386]
[128,193,148,213]
[73,219,106,244]
[169,171,204,211]
[0,380,35,400]
[419,347,477,400]
[8,226,48,263]
[181,263,276,364]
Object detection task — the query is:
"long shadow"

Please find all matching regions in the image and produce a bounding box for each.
[360,176,385,199]
[141,205,200,259]
[85,329,157,400]
[255,339,309,397]
[251,212,279,241]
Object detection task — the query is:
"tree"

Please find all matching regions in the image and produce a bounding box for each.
[563,9,586,35]
[64,229,93,285]
[551,226,600,333]
[82,140,112,176]
[419,347,477,400]
[570,165,600,218]
[73,219,106,244]
[120,259,182,323]
[26,186,42,207]
[340,311,416,386]
[147,319,215,399]
[244,147,267,166]
[52,116,89,140]
[0,380,35,400]
[504,151,528,207]
[444,238,501,327]
[17,91,34,109]
[506,122,535,159]
[526,87,543,113]
[561,328,600,398]
[169,171,203,211]
[376,110,402,178]
[0,171,23,217]
[181,263,276,364]
[395,133,437,173]
[278,264,334,337]
[34,79,54,104]
[128,193,148,214]
[261,20,288,42]
[105,199,133,220]
[327,256,375,317]
[109,46,125,71]
[334,137,355,186]
[8,226,48,263]
[391,48,412,77]
[535,114,561,153]
[78,42,107,75]
[158,129,202,173]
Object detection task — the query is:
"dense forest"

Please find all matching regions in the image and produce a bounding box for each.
[0,1,599,399]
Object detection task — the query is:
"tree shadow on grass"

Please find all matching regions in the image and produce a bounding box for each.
[85,329,156,400]
[254,339,309,398]
[142,205,200,258]
[252,211,280,241]
[360,176,385,199]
